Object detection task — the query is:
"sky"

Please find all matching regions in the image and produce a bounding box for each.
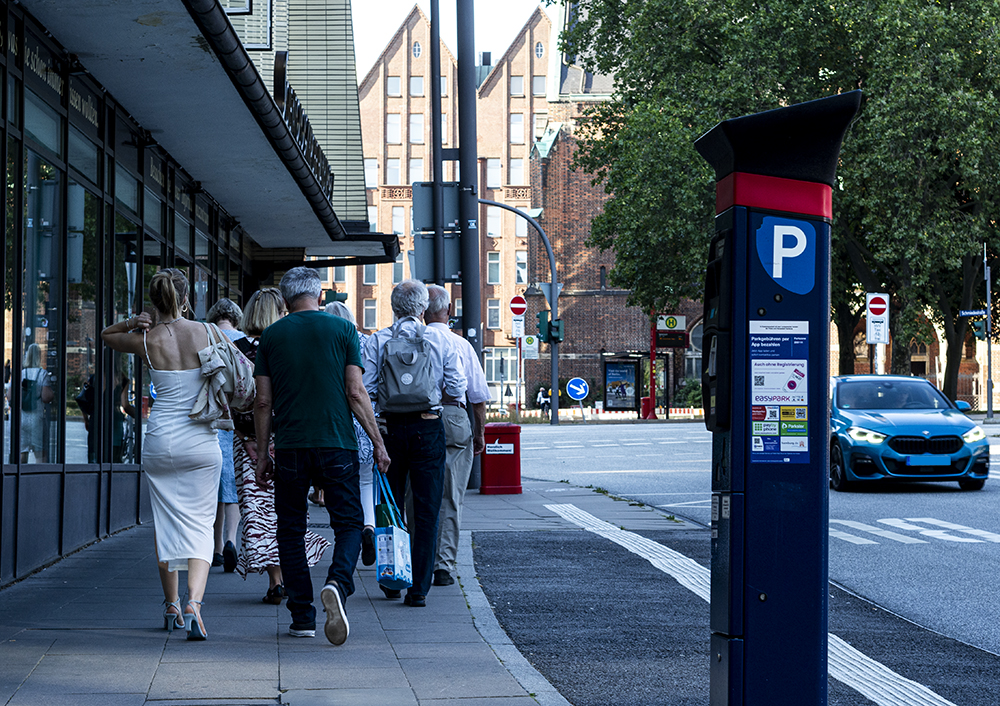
[351,0,547,82]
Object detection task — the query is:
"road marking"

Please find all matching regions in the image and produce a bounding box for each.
[829,520,928,544]
[553,444,585,448]
[547,504,958,706]
[590,444,619,447]
[568,469,711,475]
[906,517,1000,543]
[659,500,712,508]
[830,528,879,545]
[621,442,652,446]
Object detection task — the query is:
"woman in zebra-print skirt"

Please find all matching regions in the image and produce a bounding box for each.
[232,289,329,604]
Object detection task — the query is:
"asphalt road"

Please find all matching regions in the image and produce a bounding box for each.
[478,421,1000,704]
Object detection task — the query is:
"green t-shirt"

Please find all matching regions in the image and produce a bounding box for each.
[255,310,362,450]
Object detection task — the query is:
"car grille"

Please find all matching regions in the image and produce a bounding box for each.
[883,458,967,476]
[888,436,963,455]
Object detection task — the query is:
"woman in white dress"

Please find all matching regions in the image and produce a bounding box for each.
[101,268,222,641]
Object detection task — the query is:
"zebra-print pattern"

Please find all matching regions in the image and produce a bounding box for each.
[232,435,330,578]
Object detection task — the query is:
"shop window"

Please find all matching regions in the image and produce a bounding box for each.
[24,90,63,156]
[193,267,209,321]
[195,231,211,271]
[21,151,64,463]
[144,189,163,235]
[7,78,20,127]
[115,163,138,214]
[112,213,139,464]
[69,127,100,185]
[487,299,501,329]
[4,137,17,463]
[363,299,377,330]
[487,252,501,284]
[174,214,192,257]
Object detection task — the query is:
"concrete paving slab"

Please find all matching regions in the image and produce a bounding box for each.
[11,653,157,694]
[278,664,409,690]
[281,687,416,706]
[6,692,146,706]
[400,655,526,700]
[148,660,278,701]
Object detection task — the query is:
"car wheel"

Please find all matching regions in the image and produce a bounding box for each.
[830,444,851,492]
[958,478,986,491]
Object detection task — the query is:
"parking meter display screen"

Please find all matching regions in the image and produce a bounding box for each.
[749,320,809,463]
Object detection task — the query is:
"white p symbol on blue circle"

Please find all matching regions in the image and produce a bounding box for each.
[756,216,816,295]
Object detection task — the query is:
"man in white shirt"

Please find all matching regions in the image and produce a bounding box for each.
[424,285,490,587]
[363,280,466,606]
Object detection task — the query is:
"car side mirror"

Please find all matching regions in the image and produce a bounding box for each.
[955,400,972,412]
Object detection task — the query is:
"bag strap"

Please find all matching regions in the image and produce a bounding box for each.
[375,467,406,530]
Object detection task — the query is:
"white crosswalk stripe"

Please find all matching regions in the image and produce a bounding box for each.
[830,517,1000,545]
[830,519,928,544]
[546,503,957,706]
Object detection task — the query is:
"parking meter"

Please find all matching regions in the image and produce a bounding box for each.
[695,91,861,706]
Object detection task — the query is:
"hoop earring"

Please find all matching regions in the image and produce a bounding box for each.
[181,304,189,314]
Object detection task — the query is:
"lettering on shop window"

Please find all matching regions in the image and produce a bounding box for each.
[196,204,209,226]
[69,87,100,129]
[26,44,64,97]
[148,162,166,189]
[7,31,17,57]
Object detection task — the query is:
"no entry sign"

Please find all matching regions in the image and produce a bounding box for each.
[509,295,527,316]
[866,292,889,344]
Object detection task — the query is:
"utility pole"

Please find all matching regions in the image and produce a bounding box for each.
[456,0,480,359]
[429,0,445,284]
[986,244,993,421]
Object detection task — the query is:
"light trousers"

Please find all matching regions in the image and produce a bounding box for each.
[434,404,474,574]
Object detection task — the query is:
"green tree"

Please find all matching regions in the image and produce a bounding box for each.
[560,0,1000,399]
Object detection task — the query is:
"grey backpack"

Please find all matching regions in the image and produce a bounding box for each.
[377,317,441,413]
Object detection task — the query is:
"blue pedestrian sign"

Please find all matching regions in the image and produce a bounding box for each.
[566,377,589,401]
[960,309,987,317]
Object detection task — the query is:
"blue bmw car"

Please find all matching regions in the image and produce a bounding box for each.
[830,375,990,491]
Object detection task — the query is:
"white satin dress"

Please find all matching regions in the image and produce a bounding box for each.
[143,336,222,572]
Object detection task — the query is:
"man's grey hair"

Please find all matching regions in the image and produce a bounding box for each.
[206,298,243,327]
[279,267,322,306]
[391,279,429,318]
[425,284,450,316]
[324,301,356,326]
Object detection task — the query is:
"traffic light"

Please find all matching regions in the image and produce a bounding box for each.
[536,310,551,343]
[973,319,988,339]
[550,318,565,343]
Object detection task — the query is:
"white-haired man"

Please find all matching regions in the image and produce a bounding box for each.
[363,279,466,607]
[424,284,489,587]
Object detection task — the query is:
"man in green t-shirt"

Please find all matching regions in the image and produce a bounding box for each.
[254,267,389,645]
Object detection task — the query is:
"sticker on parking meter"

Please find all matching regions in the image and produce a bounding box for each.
[749,321,810,463]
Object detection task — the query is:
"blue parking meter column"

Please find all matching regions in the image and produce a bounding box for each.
[695,91,861,706]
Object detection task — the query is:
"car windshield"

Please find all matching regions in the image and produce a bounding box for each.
[836,380,952,410]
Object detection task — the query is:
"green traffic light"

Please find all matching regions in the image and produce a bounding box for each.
[536,310,551,343]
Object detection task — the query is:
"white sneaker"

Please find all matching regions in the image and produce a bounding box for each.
[320,583,349,645]
[288,625,316,638]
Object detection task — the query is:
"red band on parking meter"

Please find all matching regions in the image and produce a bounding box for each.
[716,172,833,219]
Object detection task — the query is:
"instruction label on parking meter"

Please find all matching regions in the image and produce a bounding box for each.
[749,321,810,463]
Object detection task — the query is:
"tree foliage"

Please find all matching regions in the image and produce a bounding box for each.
[559,0,1000,398]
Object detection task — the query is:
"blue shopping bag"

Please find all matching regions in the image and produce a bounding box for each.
[374,469,412,590]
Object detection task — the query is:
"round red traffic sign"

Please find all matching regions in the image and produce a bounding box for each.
[868,296,887,316]
[510,295,527,316]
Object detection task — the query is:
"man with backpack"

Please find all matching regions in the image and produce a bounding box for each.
[363,280,466,607]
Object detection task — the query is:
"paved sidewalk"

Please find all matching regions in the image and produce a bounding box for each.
[0,479,694,705]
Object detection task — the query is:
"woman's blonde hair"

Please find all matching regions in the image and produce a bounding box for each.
[241,288,286,336]
[23,343,42,368]
[149,268,190,320]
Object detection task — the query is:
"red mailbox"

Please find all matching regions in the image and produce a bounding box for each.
[480,422,522,494]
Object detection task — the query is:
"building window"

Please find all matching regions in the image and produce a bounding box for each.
[487,299,501,329]
[387,114,401,143]
[364,158,378,188]
[392,206,405,235]
[441,114,448,145]
[516,251,527,284]
[486,159,501,189]
[409,158,424,185]
[334,266,347,283]
[534,112,549,140]
[510,75,524,96]
[487,207,501,237]
[363,264,377,285]
[386,158,401,185]
[535,41,545,59]
[532,75,546,96]
[455,297,462,318]
[410,76,424,96]
[515,216,527,239]
[393,252,404,284]
[387,76,401,96]
[412,41,422,58]
[510,114,525,144]
[409,113,424,144]
[484,347,517,384]
[440,75,448,96]
[368,205,378,232]
[685,322,704,379]
[509,158,524,185]
[487,251,501,284]
[363,299,377,330]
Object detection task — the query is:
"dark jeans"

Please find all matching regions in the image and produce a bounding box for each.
[384,415,446,597]
[273,447,362,628]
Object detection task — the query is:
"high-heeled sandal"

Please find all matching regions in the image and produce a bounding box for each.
[163,600,184,632]
[184,600,207,641]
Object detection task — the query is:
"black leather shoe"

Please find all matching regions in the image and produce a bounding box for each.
[432,569,454,586]
[212,553,224,567]
[223,541,237,573]
[361,528,376,567]
[403,593,426,607]
[379,585,401,599]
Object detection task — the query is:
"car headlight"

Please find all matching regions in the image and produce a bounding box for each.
[963,426,987,443]
[847,426,887,444]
